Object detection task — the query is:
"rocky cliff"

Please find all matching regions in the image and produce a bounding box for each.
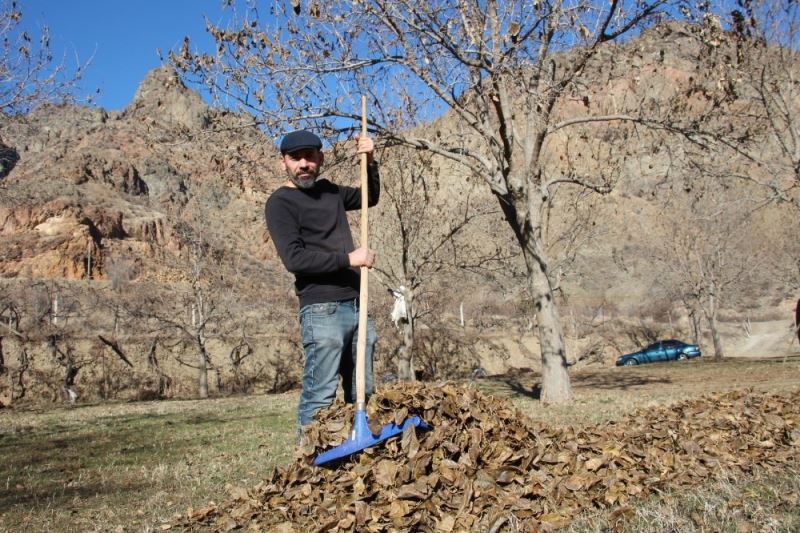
[1,65,276,282]
[0,22,795,404]
[0,24,792,308]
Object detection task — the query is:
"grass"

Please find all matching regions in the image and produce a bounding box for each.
[570,468,800,532]
[0,358,798,532]
[479,357,800,426]
[0,394,296,532]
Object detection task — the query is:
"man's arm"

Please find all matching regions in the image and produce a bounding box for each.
[359,135,380,207]
[342,135,380,210]
[341,162,380,210]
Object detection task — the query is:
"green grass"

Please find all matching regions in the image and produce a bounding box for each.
[0,359,798,532]
[0,394,296,532]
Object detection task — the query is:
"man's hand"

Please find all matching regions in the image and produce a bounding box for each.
[348,246,375,268]
[355,135,375,164]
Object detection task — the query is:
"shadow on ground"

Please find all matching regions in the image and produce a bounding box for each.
[476,367,674,399]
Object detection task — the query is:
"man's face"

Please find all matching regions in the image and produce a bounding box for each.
[281,148,323,189]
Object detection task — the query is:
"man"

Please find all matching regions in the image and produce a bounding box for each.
[265,129,379,429]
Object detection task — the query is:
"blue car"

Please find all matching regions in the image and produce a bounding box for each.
[616,339,702,366]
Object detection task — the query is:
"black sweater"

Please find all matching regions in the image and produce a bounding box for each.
[265,164,380,307]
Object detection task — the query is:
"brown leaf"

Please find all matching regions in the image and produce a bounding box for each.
[336,514,355,529]
[436,514,456,532]
[396,480,428,500]
[585,457,604,471]
[564,474,590,491]
[539,513,570,528]
[374,459,400,487]
[394,407,409,426]
[401,423,420,459]
[389,499,411,519]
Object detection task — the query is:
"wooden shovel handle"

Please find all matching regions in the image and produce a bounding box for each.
[356,96,369,410]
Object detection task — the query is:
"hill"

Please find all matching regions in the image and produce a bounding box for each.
[0,23,796,403]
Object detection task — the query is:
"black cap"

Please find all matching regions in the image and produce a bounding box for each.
[280,130,322,154]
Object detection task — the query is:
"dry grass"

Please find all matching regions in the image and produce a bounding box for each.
[0,357,798,532]
[0,394,296,532]
[570,468,800,532]
[477,357,800,426]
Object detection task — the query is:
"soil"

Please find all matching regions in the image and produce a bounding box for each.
[727,319,797,358]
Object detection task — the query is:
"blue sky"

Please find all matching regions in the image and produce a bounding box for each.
[20,1,228,110]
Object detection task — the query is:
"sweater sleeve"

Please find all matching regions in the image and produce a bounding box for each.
[265,192,351,275]
[340,161,380,210]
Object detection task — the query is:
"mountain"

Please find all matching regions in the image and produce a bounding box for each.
[1,65,281,282]
[0,24,795,403]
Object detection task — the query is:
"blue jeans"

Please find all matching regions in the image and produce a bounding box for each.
[297,299,376,427]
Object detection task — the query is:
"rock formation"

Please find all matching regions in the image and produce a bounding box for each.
[0,66,274,281]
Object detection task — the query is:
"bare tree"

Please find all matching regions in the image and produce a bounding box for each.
[661,3,800,214]
[171,0,701,401]
[647,178,768,360]
[367,147,511,380]
[721,1,800,211]
[128,206,266,398]
[136,243,232,399]
[1,0,89,114]
[10,280,88,402]
[38,282,88,401]
[0,294,28,403]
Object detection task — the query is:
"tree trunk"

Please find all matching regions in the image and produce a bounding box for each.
[64,361,79,403]
[49,336,79,403]
[192,301,209,398]
[197,339,209,399]
[214,366,222,393]
[397,289,415,381]
[709,316,724,361]
[531,264,572,402]
[12,347,29,403]
[705,292,724,361]
[514,190,572,403]
[147,340,169,398]
[229,340,252,392]
[690,309,701,345]
[708,312,724,361]
[398,318,415,380]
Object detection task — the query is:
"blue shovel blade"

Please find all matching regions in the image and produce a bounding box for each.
[314,409,430,466]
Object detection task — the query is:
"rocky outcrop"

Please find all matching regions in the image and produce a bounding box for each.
[3,214,97,279]
[61,149,148,195]
[138,157,187,205]
[125,65,211,131]
[0,61,275,282]
[0,196,174,278]
[0,137,19,178]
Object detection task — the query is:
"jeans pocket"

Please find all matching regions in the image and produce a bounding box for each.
[314,302,338,316]
[302,302,338,317]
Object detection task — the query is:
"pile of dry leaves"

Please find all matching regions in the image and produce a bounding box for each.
[176,383,799,531]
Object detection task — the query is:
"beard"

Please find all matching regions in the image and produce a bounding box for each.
[287,168,318,189]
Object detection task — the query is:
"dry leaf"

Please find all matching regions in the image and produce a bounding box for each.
[173,385,800,532]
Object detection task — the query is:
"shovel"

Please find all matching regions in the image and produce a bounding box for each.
[314,98,429,466]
